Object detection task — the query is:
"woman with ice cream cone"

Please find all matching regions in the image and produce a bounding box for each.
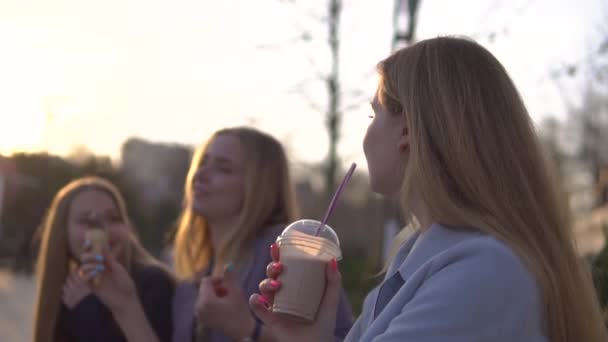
[33,176,175,342]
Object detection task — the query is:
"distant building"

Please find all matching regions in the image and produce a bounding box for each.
[0,169,5,240]
[0,155,39,261]
[0,156,16,239]
[120,138,192,212]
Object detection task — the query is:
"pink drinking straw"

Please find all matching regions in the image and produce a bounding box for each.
[315,162,358,236]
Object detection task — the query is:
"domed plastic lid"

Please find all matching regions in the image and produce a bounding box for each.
[280,219,340,246]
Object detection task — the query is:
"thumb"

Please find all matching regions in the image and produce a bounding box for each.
[316,259,342,326]
[223,264,237,285]
[270,243,280,262]
[249,294,276,326]
[205,264,237,298]
[198,277,217,299]
[196,278,217,318]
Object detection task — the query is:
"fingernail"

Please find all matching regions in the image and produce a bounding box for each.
[215,286,228,298]
[270,243,278,254]
[272,263,282,272]
[330,259,338,271]
[225,263,234,273]
[270,280,281,289]
[257,295,270,309]
[96,264,105,272]
[95,255,104,262]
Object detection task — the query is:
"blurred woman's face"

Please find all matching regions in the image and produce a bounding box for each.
[191,134,245,222]
[67,189,130,259]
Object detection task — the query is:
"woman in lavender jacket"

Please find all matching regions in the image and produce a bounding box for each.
[171,127,353,342]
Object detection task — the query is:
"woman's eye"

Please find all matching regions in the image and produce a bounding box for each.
[80,218,96,226]
[218,167,232,174]
[110,215,123,223]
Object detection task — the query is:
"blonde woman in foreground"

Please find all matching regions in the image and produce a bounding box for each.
[243,36,608,341]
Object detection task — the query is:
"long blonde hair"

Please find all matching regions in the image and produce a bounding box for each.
[33,176,166,342]
[173,127,299,279]
[378,37,607,341]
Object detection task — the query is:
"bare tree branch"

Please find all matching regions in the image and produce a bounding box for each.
[286,83,325,114]
[547,46,608,84]
[341,98,369,113]
[270,0,376,192]
[306,55,327,81]
[470,0,538,43]
[255,32,311,50]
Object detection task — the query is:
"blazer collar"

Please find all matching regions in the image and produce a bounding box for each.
[387,223,481,281]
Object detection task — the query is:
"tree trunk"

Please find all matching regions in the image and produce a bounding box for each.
[324,0,342,194]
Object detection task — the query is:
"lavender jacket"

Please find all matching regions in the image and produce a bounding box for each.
[345,223,547,342]
[172,224,354,342]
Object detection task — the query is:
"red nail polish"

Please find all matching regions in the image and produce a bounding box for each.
[272,262,282,272]
[257,295,270,309]
[330,259,338,271]
[270,280,281,288]
[270,243,278,254]
[215,286,228,298]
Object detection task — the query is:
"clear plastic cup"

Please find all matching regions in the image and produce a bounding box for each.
[272,219,342,322]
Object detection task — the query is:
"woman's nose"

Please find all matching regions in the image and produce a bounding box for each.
[88,214,108,230]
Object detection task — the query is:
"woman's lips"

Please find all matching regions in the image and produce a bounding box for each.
[193,186,211,198]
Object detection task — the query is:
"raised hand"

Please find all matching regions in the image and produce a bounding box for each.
[62,270,92,309]
[249,243,341,342]
[196,265,257,341]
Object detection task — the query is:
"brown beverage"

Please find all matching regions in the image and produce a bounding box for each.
[272,220,341,322]
[273,256,328,321]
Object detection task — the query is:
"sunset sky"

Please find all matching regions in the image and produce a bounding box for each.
[0,0,604,167]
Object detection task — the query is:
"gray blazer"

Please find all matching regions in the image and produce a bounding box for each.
[172,224,353,342]
[346,223,547,342]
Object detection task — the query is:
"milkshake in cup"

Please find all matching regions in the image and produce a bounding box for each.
[272,219,342,322]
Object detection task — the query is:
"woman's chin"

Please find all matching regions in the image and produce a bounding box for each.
[369,178,389,195]
[191,202,207,216]
[370,182,401,198]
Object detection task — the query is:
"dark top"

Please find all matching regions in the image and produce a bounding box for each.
[57,264,175,342]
